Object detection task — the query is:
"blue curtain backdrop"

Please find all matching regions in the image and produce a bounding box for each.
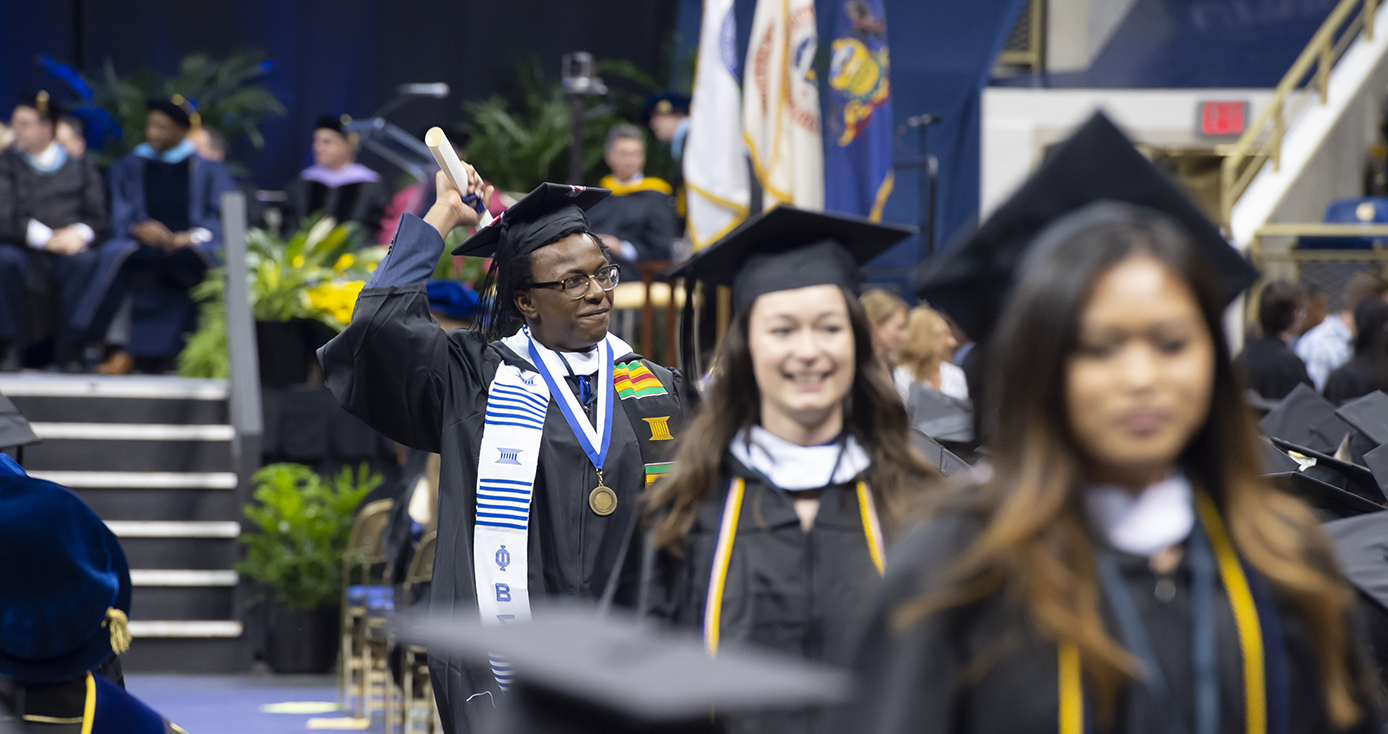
[1,0,677,190]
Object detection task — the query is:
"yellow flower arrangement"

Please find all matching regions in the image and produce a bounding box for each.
[306,281,366,326]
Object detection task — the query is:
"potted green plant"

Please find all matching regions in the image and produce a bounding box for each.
[237,462,381,673]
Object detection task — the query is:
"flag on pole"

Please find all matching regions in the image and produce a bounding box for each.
[743,0,824,212]
[824,0,895,221]
[683,0,751,250]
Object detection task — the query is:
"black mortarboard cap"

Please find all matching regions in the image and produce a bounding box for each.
[916,112,1257,343]
[668,207,914,310]
[1259,383,1352,455]
[401,607,848,733]
[906,384,974,445]
[1266,438,1386,517]
[0,395,38,453]
[453,183,610,259]
[145,97,191,129]
[1323,512,1388,612]
[909,428,970,476]
[16,91,60,124]
[1337,391,1388,445]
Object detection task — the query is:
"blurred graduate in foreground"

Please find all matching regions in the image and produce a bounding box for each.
[848,114,1381,734]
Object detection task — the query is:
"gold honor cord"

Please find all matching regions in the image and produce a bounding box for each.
[704,479,886,656]
[1057,491,1266,734]
[81,673,95,734]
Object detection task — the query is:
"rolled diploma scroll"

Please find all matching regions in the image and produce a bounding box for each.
[425,126,494,228]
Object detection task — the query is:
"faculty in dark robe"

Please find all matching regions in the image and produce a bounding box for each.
[0,93,106,371]
[586,124,676,276]
[76,98,236,372]
[850,114,1380,734]
[319,175,688,734]
[0,473,183,733]
[1234,280,1312,401]
[643,209,935,734]
[286,116,390,240]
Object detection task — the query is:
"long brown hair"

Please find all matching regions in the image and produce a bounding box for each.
[896,207,1365,726]
[647,286,938,552]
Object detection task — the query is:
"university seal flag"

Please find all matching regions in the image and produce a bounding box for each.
[825,0,895,221]
[743,0,825,211]
[684,0,751,249]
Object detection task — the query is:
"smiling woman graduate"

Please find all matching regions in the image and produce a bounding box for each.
[317,170,688,734]
[641,207,939,734]
[845,114,1382,734]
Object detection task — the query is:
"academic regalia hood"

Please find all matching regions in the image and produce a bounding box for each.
[0,475,132,685]
[453,182,610,258]
[400,606,848,734]
[916,112,1257,344]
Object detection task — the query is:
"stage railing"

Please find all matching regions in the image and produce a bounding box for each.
[1220,0,1378,227]
[221,191,263,496]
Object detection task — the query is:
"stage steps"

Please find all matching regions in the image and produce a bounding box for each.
[0,373,250,673]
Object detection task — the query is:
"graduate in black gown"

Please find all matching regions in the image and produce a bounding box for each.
[848,114,1381,734]
[318,169,689,734]
[642,208,938,734]
[286,116,391,240]
[0,92,106,371]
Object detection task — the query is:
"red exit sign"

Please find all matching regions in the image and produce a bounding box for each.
[1200,100,1248,136]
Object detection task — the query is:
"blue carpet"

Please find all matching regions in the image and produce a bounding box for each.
[125,674,342,734]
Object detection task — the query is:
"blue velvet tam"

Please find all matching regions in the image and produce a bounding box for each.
[426,280,480,319]
[0,475,131,685]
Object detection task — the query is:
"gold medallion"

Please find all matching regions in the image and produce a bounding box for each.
[589,483,618,516]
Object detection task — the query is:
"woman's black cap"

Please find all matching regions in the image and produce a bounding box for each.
[453,182,611,259]
[667,206,915,310]
[917,112,1258,343]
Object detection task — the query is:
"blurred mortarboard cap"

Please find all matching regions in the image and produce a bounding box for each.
[1245,388,1281,416]
[1265,437,1385,518]
[667,207,914,311]
[909,428,970,476]
[906,384,974,445]
[453,183,610,259]
[1336,391,1388,445]
[1259,383,1351,455]
[645,93,691,120]
[401,606,849,733]
[0,394,38,453]
[145,96,194,130]
[1323,511,1388,612]
[916,112,1256,343]
[17,91,61,124]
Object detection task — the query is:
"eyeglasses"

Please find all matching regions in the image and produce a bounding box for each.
[529,264,621,300]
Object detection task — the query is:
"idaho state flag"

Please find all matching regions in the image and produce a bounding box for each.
[824,0,895,222]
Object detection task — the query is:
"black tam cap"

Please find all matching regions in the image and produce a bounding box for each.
[401,607,848,733]
[453,182,610,258]
[315,115,348,136]
[16,91,60,124]
[645,92,691,120]
[917,112,1257,343]
[667,207,914,311]
[146,97,191,129]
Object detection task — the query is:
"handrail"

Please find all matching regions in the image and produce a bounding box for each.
[1219,0,1378,227]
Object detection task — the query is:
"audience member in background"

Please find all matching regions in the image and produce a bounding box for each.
[80,97,236,375]
[1234,280,1311,400]
[287,116,390,241]
[585,123,676,274]
[54,116,85,160]
[860,289,909,394]
[1296,271,1388,390]
[0,122,12,152]
[1299,283,1328,336]
[0,92,107,372]
[897,306,969,402]
[1324,298,1388,405]
[0,473,183,733]
[646,93,690,163]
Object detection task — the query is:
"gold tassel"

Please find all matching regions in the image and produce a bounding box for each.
[35,90,49,116]
[104,608,131,655]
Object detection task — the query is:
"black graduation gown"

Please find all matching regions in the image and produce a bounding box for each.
[0,151,107,244]
[1234,338,1313,401]
[318,285,688,734]
[847,510,1382,734]
[643,457,884,734]
[287,177,390,241]
[584,188,677,266]
[1324,354,1388,406]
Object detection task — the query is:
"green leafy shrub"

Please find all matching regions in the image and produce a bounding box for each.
[236,463,382,611]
